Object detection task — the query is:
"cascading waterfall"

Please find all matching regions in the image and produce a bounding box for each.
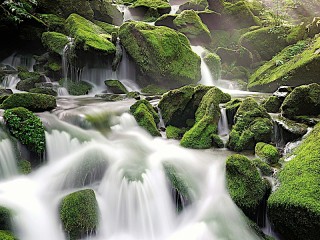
[1,53,35,72]
[0,74,20,89]
[218,107,229,137]
[0,99,261,240]
[0,138,18,180]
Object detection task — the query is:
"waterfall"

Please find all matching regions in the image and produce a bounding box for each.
[0,74,20,89]
[1,53,35,71]
[218,107,229,136]
[117,5,134,22]
[0,139,18,179]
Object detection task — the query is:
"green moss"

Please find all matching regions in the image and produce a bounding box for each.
[66,14,115,54]
[60,79,93,96]
[0,207,12,231]
[104,80,128,94]
[0,231,16,240]
[93,20,119,35]
[225,98,242,124]
[29,87,57,96]
[60,189,99,240]
[4,107,45,154]
[18,160,32,174]
[42,32,69,55]
[166,125,187,140]
[16,78,44,92]
[18,68,41,81]
[38,14,66,33]
[281,83,320,119]
[130,100,160,136]
[248,39,315,92]
[268,123,320,240]
[119,22,201,87]
[90,0,123,25]
[141,85,168,95]
[226,154,266,221]
[227,98,273,151]
[255,142,279,165]
[178,0,208,12]
[212,134,224,148]
[286,24,307,45]
[252,158,273,176]
[126,91,140,99]
[131,0,171,11]
[203,52,221,80]
[262,96,282,113]
[173,10,211,44]
[1,93,56,112]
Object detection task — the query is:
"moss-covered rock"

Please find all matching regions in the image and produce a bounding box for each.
[225,98,242,125]
[287,23,307,45]
[216,46,253,68]
[178,0,208,13]
[130,99,161,136]
[227,98,273,152]
[141,85,168,95]
[255,142,279,165]
[0,207,12,231]
[104,80,128,94]
[60,189,99,240]
[165,125,187,140]
[268,123,320,240]
[18,68,41,81]
[226,154,266,221]
[42,32,70,55]
[1,93,56,112]
[0,231,16,240]
[203,51,221,80]
[119,22,201,88]
[173,10,211,45]
[307,17,320,38]
[131,0,171,19]
[248,39,318,92]
[252,158,273,176]
[29,87,57,96]
[60,79,93,96]
[4,107,46,154]
[18,160,32,175]
[262,96,283,113]
[89,0,123,25]
[281,83,320,120]
[38,14,66,33]
[65,14,115,55]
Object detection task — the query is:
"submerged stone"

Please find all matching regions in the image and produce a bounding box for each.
[105,80,128,94]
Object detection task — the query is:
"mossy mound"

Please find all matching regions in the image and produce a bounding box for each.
[60,80,93,96]
[178,0,208,13]
[268,123,320,240]
[119,22,201,88]
[42,32,70,55]
[226,154,266,221]
[141,85,168,95]
[1,93,56,112]
[66,14,115,55]
[0,207,12,231]
[216,46,253,68]
[16,78,44,92]
[227,97,273,152]
[173,10,211,45]
[0,231,16,240]
[105,80,128,94]
[252,158,273,176]
[158,85,212,127]
[203,52,221,80]
[60,189,99,240]
[131,0,171,18]
[18,68,41,81]
[281,83,320,120]
[18,160,32,175]
[130,99,161,136]
[255,142,279,165]
[89,0,123,25]
[4,107,46,154]
[165,125,187,140]
[248,39,319,92]
[262,96,283,113]
[225,98,242,125]
[38,14,66,33]
[29,87,57,96]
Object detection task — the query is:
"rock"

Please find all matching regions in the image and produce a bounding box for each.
[65,14,115,56]
[226,154,266,221]
[227,97,273,152]
[255,142,279,165]
[0,231,15,240]
[216,46,253,68]
[141,85,168,95]
[131,0,171,19]
[18,160,32,175]
[1,93,56,112]
[262,96,283,113]
[105,80,128,94]
[37,14,66,33]
[273,86,294,99]
[307,17,320,38]
[165,125,187,140]
[252,158,273,176]
[197,10,222,30]
[126,91,140,100]
[281,83,320,120]
[60,80,93,95]
[203,51,221,80]
[89,0,123,25]
[0,88,13,96]
[177,0,208,13]
[225,98,242,126]
[112,40,122,71]
[95,93,126,101]
[42,32,70,55]
[119,22,201,88]
[29,87,58,96]
[4,107,46,154]
[248,39,319,92]
[130,99,161,136]
[0,206,12,230]
[173,10,211,45]
[60,189,99,240]
[286,23,307,45]
[154,14,177,29]
[268,123,320,240]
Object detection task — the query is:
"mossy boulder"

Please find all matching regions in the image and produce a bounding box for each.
[178,0,208,13]
[104,80,128,94]
[42,32,70,55]
[29,87,57,96]
[66,14,115,55]
[252,158,273,176]
[60,79,93,95]
[248,39,319,92]
[226,154,266,221]
[119,22,201,88]
[307,17,320,38]
[216,46,253,67]
[131,0,171,19]
[60,189,99,240]
[141,85,167,95]
[0,231,16,240]
[154,14,177,29]
[173,10,211,45]
[268,123,320,240]
[255,142,279,165]
[0,207,12,231]
[18,68,41,81]
[1,93,56,112]
[16,77,45,92]
[158,85,212,127]
[89,0,123,25]
[281,83,320,120]
[203,52,221,80]
[37,14,66,33]
[262,96,283,113]
[227,97,273,152]
[225,98,242,125]
[165,125,187,140]
[130,99,161,136]
[18,160,32,175]
[4,107,46,154]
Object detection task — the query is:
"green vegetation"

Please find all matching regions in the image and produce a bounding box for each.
[42,32,69,55]
[226,154,266,221]
[262,96,282,113]
[60,189,99,240]
[18,160,32,174]
[178,0,208,12]
[0,207,12,231]
[1,93,56,112]
[18,68,41,81]
[227,98,273,152]
[29,87,57,96]
[166,125,187,140]
[38,14,66,33]
[60,80,93,96]
[65,14,115,54]
[130,100,161,136]
[131,0,171,12]
[141,85,167,95]
[4,107,45,154]
[1,0,38,23]
[268,123,320,240]
[104,80,128,94]
[203,52,221,80]
[255,142,279,165]
[252,158,273,176]
[0,231,16,240]
[119,22,201,88]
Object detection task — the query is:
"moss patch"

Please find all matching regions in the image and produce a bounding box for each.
[60,79,93,96]
[203,51,221,80]
[255,142,279,165]
[105,80,128,94]
[42,32,69,55]
[166,125,187,140]
[262,96,282,113]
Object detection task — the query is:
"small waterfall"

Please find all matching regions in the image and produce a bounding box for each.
[218,107,229,136]
[1,53,35,71]
[0,139,18,179]
[61,37,80,82]
[57,87,69,96]
[117,5,134,22]
[1,74,20,89]
[170,5,180,14]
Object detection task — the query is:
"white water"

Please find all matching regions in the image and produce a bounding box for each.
[218,107,229,137]
[0,99,261,240]
[1,53,35,72]
[0,138,18,179]
[117,5,134,22]
[0,74,20,89]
